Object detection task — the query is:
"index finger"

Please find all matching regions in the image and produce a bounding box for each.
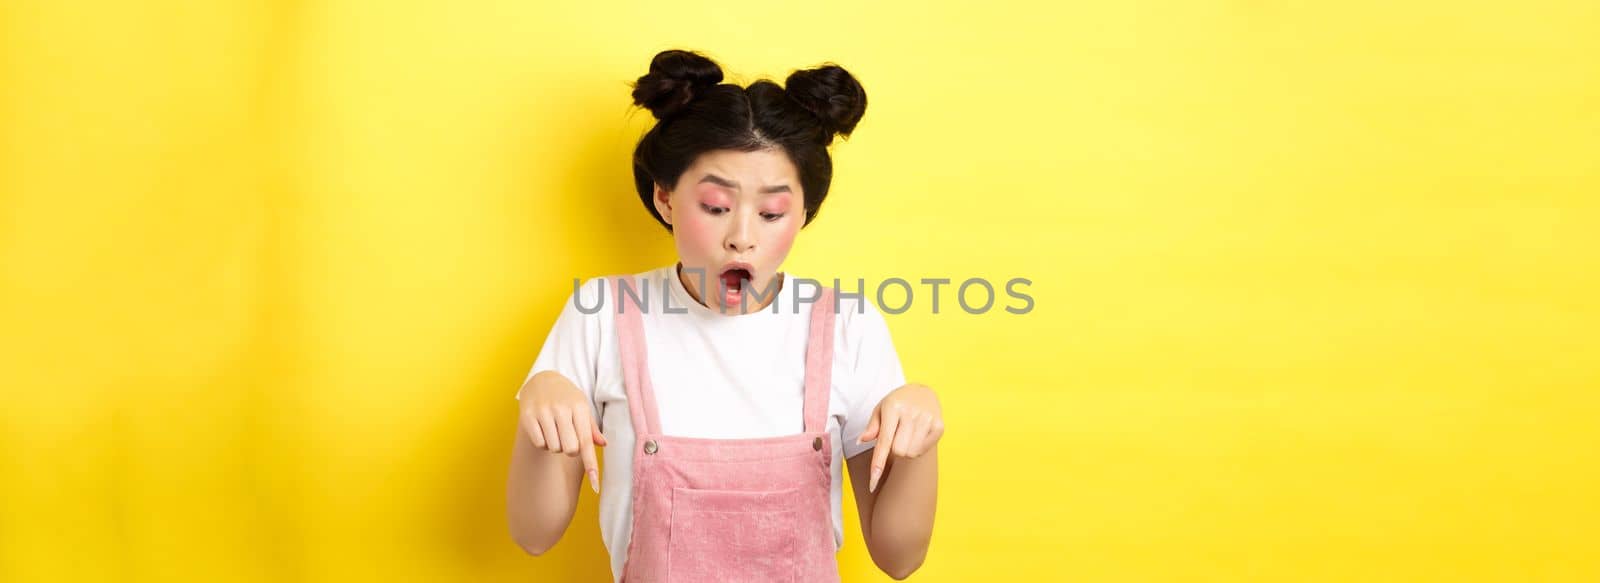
[572,408,601,492]
[869,411,900,492]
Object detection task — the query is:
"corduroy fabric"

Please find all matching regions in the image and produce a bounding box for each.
[612,276,841,583]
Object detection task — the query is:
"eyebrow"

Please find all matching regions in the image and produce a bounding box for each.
[698,173,792,194]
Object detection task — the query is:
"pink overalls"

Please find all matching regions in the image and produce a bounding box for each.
[611,276,842,583]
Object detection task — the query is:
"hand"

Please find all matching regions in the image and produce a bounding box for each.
[856,383,944,493]
[519,371,607,493]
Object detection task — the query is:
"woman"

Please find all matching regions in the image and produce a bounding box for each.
[507,48,943,582]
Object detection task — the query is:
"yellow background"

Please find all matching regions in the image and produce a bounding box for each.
[3,1,1596,581]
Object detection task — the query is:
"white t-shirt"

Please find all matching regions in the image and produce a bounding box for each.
[516,264,907,582]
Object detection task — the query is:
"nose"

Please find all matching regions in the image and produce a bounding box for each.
[725,213,756,253]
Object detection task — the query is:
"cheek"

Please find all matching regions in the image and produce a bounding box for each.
[763,219,801,258]
[673,212,722,251]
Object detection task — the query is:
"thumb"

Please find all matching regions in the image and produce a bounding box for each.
[592,425,608,447]
[857,411,880,444]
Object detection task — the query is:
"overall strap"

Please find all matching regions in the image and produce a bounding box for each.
[802,286,837,433]
[612,276,661,436]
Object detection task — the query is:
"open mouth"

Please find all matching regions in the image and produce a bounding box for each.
[719,267,752,292]
[716,264,753,307]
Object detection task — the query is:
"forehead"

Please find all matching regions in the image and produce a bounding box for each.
[680,149,799,190]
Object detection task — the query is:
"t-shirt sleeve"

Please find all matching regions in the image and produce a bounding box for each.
[516,277,605,415]
[839,296,908,459]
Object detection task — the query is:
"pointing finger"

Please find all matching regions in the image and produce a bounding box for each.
[572,409,601,493]
[869,411,899,493]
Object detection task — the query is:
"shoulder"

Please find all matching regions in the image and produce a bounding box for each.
[805,281,893,355]
[568,266,674,311]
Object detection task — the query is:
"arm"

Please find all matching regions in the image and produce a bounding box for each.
[848,442,938,579]
[834,299,941,578]
[506,401,586,555]
[848,382,943,579]
[505,279,606,554]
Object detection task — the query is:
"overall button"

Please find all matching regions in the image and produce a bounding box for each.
[812,437,823,451]
[643,440,658,454]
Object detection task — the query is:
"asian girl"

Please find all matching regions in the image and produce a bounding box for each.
[506,49,942,582]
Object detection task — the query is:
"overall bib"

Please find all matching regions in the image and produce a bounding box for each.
[611,276,842,583]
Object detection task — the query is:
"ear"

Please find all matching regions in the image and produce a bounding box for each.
[652,183,674,226]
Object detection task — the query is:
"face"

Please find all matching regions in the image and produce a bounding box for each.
[654,148,804,315]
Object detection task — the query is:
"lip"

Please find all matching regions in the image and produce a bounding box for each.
[717,261,755,278]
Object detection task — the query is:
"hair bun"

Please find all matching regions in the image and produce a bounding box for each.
[784,64,867,143]
[631,50,724,120]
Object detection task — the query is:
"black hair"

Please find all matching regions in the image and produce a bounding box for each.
[628,49,867,232]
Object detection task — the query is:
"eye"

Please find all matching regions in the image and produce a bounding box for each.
[700,204,728,216]
[761,212,786,222]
